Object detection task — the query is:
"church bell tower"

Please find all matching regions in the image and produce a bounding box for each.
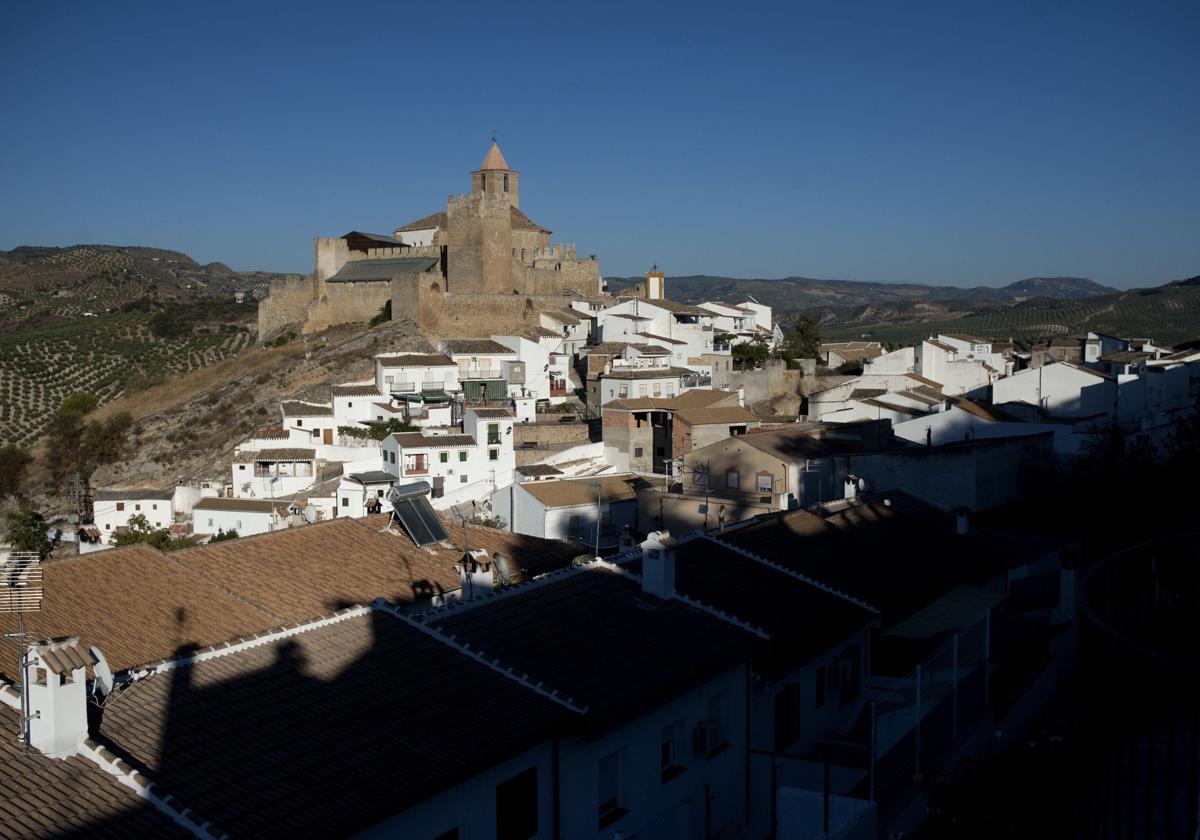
[471,140,519,208]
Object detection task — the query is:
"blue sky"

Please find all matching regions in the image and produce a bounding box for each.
[2,1,1197,287]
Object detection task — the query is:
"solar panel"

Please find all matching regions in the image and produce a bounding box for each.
[391,496,449,547]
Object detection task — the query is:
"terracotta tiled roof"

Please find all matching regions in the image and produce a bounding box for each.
[468,407,514,418]
[93,487,175,501]
[517,474,647,508]
[602,389,739,413]
[510,206,550,234]
[92,610,575,838]
[635,332,686,345]
[168,516,579,623]
[375,352,456,367]
[192,498,291,514]
[391,432,478,448]
[233,448,316,462]
[280,401,333,417]
[425,564,763,731]
[0,544,278,678]
[332,384,384,397]
[394,211,447,233]
[600,366,691,380]
[442,338,514,355]
[0,705,191,837]
[673,405,760,426]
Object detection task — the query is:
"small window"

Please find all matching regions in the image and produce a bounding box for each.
[461,474,468,483]
[489,449,499,461]
[458,451,468,462]
[297,419,303,426]
[341,497,349,507]
[207,518,213,528]
[725,468,740,490]
[152,503,157,510]
[239,464,246,471]
[634,447,644,458]
[481,173,487,190]
[638,384,647,397]
[495,767,537,840]
[660,720,685,782]
[503,173,509,192]
[116,502,125,511]
[235,520,242,530]
[598,749,628,828]
[135,504,141,511]
[440,452,449,463]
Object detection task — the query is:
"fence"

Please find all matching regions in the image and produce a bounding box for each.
[862,611,990,824]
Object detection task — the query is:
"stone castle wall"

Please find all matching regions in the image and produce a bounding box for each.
[257,274,316,338]
[304,280,392,335]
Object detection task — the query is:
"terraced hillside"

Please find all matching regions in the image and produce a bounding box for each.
[821,282,1200,347]
[0,244,285,446]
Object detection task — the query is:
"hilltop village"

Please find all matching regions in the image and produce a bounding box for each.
[4,144,1200,839]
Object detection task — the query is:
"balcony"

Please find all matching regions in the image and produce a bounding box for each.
[683,375,713,388]
[459,367,504,381]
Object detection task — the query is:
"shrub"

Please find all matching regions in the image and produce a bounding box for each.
[4,507,48,553]
[368,300,391,328]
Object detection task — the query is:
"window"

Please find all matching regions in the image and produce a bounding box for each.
[481,174,487,190]
[489,449,499,461]
[390,451,396,463]
[638,384,648,397]
[341,497,349,507]
[757,473,773,493]
[239,464,246,471]
[439,452,449,463]
[135,504,141,511]
[235,520,242,530]
[488,423,501,444]
[569,514,583,537]
[706,691,729,754]
[597,749,628,828]
[618,385,629,398]
[503,173,509,192]
[297,419,303,426]
[458,451,468,462]
[634,447,644,458]
[460,474,468,483]
[660,720,685,782]
[816,665,827,708]
[725,468,740,490]
[207,518,214,528]
[495,767,537,840]
[653,383,661,396]
[116,502,125,512]
[774,683,801,750]
[151,503,157,510]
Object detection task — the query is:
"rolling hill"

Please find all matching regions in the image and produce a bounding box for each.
[0,244,288,447]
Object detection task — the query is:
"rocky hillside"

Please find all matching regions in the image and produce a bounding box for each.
[0,244,290,446]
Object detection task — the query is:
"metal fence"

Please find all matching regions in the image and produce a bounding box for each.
[865,611,990,823]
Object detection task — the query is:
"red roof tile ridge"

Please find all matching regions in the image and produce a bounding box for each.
[382,601,588,714]
[707,533,881,615]
[592,557,772,640]
[77,737,225,839]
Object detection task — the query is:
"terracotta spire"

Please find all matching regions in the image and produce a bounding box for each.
[479,141,510,171]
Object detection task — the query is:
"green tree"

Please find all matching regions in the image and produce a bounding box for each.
[58,391,99,416]
[368,299,392,328]
[783,314,822,360]
[45,392,133,490]
[209,528,239,542]
[112,513,174,550]
[731,336,769,370]
[0,444,32,500]
[5,508,48,554]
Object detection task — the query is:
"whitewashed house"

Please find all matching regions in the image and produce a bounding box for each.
[538,308,591,355]
[335,470,399,518]
[280,400,337,446]
[992,361,1115,419]
[596,296,732,385]
[380,407,515,508]
[374,351,460,400]
[491,334,554,400]
[918,334,1004,396]
[442,338,522,403]
[492,473,641,550]
[93,488,176,538]
[231,447,317,499]
[193,497,293,537]
[332,383,388,426]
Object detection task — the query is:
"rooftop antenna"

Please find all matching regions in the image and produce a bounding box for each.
[0,551,44,751]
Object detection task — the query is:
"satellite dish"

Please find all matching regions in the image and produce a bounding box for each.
[91,646,114,696]
[303,505,317,524]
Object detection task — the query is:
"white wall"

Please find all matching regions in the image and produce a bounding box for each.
[195,507,282,537]
[94,496,174,537]
[375,358,460,396]
[354,743,555,840]
[333,390,387,425]
[557,664,749,840]
[993,363,1116,418]
[864,347,915,375]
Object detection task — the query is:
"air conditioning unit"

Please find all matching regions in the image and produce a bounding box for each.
[693,719,721,757]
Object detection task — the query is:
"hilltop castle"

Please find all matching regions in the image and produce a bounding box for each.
[257,142,604,339]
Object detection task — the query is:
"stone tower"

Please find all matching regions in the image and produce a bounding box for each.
[448,141,519,294]
[470,141,519,208]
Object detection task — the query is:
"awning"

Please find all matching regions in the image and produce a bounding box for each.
[420,390,450,402]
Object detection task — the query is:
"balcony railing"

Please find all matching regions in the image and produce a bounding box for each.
[459,368,503,380]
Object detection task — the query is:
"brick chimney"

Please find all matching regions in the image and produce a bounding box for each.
[641,531,677,599]
[24,637,95,757]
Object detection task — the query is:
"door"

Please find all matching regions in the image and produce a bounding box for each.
[323,428,333,445]
[433,476,444,499]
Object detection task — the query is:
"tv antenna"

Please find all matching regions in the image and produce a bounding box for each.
[1,551,44,751]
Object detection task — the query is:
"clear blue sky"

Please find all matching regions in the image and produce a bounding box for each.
[2,1,1197,288]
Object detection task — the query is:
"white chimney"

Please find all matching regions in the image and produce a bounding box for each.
[641,531,676,599]
[617,526,638,555]
[843,475,859,500]
[460,553,495,600]
[24,637,95,757]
